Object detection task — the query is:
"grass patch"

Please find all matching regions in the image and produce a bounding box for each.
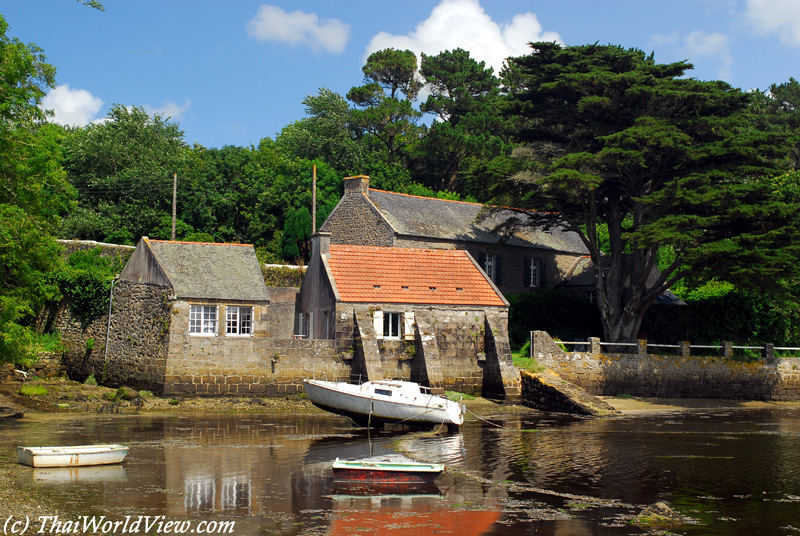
[513,355,545,373]
[446,391,476,401]
[19,384,49,396]
[139,390,154,398]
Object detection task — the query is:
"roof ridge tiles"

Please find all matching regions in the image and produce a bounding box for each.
[149,239,253,247]
[367,188,551,215]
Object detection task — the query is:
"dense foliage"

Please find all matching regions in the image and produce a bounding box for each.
[0,15,74,363]
[54,248,127,327]
[499,42,797,343]
[3,7,800,361]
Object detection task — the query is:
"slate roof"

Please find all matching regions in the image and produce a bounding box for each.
[367,189,588,254]
[147,239,270,302]
[559,256,596,287]
[327,244,506,307]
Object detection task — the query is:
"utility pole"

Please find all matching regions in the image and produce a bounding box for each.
[171,173,177,240]
[312,165,317,233]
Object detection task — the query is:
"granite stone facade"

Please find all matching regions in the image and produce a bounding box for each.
[319,176,591,298]
[54,279,171,390]
[534,331,800,401]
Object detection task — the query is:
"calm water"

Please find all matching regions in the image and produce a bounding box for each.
[1,406,799,535]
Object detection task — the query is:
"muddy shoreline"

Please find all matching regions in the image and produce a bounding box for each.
[2,376,796,530]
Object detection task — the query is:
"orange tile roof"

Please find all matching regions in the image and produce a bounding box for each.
[327,245,506,307]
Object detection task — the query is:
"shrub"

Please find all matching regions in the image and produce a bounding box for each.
[507,289,602,348]
[54,248,125,326]
[261,265,305,287]
[84,374,98,386]
[19,384,48,396]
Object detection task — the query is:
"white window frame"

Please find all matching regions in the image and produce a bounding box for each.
[383,312,402,340]
[483,253,495,281]
[297,312,313,339]
[528,257,542,288]
[226,305,253,336]
[190,305,218,336]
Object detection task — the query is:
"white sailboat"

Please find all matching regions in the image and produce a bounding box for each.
[303,379,464,430]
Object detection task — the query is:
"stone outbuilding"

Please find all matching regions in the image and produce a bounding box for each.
[106,237,273,393]
[296,232,520,399]
[320,175,591,299]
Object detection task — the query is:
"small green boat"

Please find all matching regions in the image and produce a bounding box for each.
[331,457,445,484]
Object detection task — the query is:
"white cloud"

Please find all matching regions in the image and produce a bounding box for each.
[246,4,350,54]
[651,31,732,81]
[744,0,800,46]
[40,84,103,126]
[144,99,192,120]
[364,0,562,74]
[684,31,733,80]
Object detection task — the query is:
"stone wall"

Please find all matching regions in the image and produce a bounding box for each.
[56,280,171,390]
[163,338,351,397]
[57,239,135,261]
[264,287,299,339]
[340,304,520,399]
[53,277,519,398]
[534,331,800,401]
[322,193,393,247]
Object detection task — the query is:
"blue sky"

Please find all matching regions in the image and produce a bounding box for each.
[4,0,799,148]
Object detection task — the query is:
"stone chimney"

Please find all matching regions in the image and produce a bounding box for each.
[343,175,369,194]
[311,232,331,259]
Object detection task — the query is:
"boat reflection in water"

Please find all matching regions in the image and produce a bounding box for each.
[329,493,500,536]
[332,480,442,496]
[32,465,127,483]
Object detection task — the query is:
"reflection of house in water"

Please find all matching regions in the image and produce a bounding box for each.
[221,476,251,510]
[184,474,251,512]
[184,478,215,512]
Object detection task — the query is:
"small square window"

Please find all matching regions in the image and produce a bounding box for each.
[226,306,253,336]
[383,312,402,340]
[190,305,217,335]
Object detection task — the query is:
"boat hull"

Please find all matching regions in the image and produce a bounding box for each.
[17,445,129,468]
[303,380,464,429]
[332,458,444,485]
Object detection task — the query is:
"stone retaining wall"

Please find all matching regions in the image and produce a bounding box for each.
[57,280,171,390]
[534,331,800,401]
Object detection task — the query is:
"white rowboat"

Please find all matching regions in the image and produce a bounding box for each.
[17,444,129,468]
[303,379,464,429]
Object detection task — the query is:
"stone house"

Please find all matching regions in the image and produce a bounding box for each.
[320,175,592,299]
[296,232,520,399]
[107,237,272,394]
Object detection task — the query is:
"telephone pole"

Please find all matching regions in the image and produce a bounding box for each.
[171,173,177,240]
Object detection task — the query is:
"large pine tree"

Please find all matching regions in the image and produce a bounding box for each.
[501,42,795,343]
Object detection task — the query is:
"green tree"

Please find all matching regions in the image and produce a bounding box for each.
[0,15,74,362]
[281,208,300,262]
[347,48,423,162]
[61,104,188,242]
[277,88,367,174]
[751,78,800,169]
[417,48,507,193]
[502,42,793,343]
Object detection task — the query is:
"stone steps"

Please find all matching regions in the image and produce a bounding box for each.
[520,369,619,416]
